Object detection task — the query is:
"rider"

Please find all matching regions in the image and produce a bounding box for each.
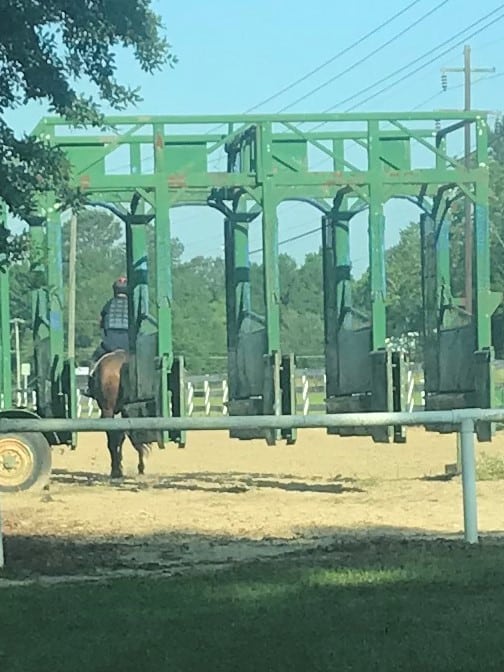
[85,276,130,397]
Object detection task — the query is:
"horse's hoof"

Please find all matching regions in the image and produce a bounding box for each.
[110,472,124,481]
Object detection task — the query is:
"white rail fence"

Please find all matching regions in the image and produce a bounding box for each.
[1,366,426,417]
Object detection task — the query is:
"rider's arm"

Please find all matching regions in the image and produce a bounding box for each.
[99,301,109,330]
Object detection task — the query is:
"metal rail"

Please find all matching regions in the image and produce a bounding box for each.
[1,408,499,546]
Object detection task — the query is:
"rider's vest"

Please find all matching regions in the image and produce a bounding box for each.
[103,297,129,331]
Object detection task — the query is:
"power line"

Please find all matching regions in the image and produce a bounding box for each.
[411,70,502,110]
[277,0,451,113]
[249,226,321,255]
[244,0,423,114]
[345,10,504,111]
[308,4,504,120]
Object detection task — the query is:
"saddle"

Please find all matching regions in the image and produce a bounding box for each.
[89,349,127,377]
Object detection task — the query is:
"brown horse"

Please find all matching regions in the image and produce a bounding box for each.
[91,350,150,479]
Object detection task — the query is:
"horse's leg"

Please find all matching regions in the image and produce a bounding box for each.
[135,442,146,476]
[103,406,124,479]
[106,429,124,479]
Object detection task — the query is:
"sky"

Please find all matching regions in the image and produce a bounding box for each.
[6,0,504,277]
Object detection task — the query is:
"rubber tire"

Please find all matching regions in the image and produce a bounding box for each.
[0,432,52,493]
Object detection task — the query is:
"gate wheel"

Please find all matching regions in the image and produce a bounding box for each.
[0,432,52,493]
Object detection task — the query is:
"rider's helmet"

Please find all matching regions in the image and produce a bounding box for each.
[112,276,128,297]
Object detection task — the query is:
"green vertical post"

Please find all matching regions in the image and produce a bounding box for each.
[474,119,492,351]
[258,121,281,443]
[129,144,152,336]
[367,121,386,350]
[259,136,280,355]
[322,208,352,399]
[46,208,65,384]
[153,122,174,446]
[437,211,450,295]
[420,213,440,396]
[261,180,281,417]
[0,202,12,408]
[30,217,50,416]
[224,213,250,399]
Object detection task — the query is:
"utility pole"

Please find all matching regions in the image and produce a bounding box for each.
[442,46,495,315]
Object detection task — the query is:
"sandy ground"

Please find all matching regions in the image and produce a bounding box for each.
[2,427,504,581]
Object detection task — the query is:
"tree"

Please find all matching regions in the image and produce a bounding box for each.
[62,208,126,362]
[0,0,175,262]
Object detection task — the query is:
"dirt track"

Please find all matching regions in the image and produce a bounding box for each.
[2,428,504,579]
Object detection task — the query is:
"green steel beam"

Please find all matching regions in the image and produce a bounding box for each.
[48,129,441,148]
[153,122,174,445]
[367,121,386,350]
[37,111,487,126]
[70,169,486,194]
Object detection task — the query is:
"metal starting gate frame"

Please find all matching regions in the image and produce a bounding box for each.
[0,110,498,469]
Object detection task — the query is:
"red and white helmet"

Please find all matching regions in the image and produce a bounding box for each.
[112,276,128,296]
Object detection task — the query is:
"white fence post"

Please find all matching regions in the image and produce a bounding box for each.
[301,375,310,415]
[203,379,211,416]
[222,379,228,415]
[187,381,194,416]
[407,368,415,413]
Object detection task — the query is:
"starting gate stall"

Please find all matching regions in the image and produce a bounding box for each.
[0,110,497,492]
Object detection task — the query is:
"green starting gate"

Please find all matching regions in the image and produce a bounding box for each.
[0,110,498,488]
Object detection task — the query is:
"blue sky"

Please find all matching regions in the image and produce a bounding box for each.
[6,0,504,277]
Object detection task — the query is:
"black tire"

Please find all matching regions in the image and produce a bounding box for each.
[0,432,52,493]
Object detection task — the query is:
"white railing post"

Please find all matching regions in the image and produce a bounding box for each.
[203,379,211,416]
[407,368,415,412]
[301,375,310,416]
[222,379,228,415]
[187,382,194,416]
[460,418,478,544]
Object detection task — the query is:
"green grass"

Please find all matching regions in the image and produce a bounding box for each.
[477,452,504,480]
[2,539,504,671]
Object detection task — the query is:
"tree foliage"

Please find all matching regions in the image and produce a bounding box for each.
[0,0,174,262]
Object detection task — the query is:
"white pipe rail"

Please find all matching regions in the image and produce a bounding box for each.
[0,408,498,546]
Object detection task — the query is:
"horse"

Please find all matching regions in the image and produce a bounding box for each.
[90,349,151,479]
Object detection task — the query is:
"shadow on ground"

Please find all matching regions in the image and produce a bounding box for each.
[3,530,504,672]
[50,468,365,494]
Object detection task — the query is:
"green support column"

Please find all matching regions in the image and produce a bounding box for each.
[30,217,51,416]
[261,183,280,354]
[129,145,152,338]
[368,216,386,344]
[367,121,392,440]
[0,202,12,408]
[224,213,251,400]
[125,217,153,346]
[46,208,65,402]
[322,208,352,400]
[420,213,440,399]
[473,175,499,436]
[261,178,281,424]
[153,122,181,446]
[367,121,387,347]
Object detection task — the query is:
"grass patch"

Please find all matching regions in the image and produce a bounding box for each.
[477,452,504,481]
[2,539,504,671]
